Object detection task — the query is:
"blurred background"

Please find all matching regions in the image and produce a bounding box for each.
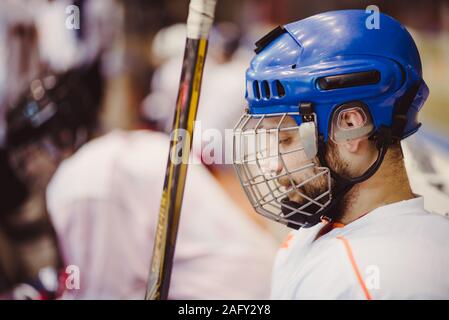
[3,0,449,133]
[0,0,448,299]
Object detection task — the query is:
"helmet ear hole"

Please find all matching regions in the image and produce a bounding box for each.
[330,102,374,144]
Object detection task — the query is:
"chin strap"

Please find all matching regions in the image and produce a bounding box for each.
[313,125,391,224]
[283,125,392,229]
[282,126,392,229]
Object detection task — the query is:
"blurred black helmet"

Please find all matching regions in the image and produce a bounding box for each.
[6,60,103,149]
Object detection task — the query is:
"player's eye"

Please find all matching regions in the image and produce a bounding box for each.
[279,137,292,145]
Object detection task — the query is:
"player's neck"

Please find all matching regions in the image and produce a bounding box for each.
[337,150,415,225]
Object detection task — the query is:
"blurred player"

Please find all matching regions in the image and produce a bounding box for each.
[45,1,277,299]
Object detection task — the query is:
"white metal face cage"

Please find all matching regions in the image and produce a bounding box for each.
[232,112,332,228]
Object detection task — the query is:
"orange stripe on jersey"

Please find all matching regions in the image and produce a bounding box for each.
[337,236,373,300]
[280,233,294,249]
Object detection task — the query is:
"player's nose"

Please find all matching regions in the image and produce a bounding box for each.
[260,156,283,177]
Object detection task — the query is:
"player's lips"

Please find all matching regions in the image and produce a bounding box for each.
[279,179,299,197]
[278,178,291,189]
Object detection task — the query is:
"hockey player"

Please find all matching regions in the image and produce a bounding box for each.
[0,58,103,299]
[44,2,277,299]
[0,0,81,298]
[232,10,449,299]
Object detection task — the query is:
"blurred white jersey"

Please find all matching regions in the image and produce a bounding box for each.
[402,139,449,216]
[271,197,449,299]
[47,130,277,299]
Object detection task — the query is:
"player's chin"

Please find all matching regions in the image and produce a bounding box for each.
[285,190,304,204]
[287,182,328,205]
[280,186,326,222]
[282,187,314,209]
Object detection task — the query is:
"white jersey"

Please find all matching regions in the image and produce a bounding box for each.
[271,197,449,299]
[47,130,278,299]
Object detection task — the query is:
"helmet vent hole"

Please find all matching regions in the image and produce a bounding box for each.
[262,80,270,99]
[253,81,261,99]
[274,80,285,97]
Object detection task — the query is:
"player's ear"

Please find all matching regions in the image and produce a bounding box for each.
[331,106,373,154]
[341,109,365,153]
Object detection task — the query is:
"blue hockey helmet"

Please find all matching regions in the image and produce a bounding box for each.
[246,9,428,142]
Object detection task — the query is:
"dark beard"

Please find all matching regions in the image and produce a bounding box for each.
[280,167,333,227]
[280,140,351,224]
[280,183,332,224]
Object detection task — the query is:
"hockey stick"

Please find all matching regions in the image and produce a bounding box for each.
[145,0,217,300]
